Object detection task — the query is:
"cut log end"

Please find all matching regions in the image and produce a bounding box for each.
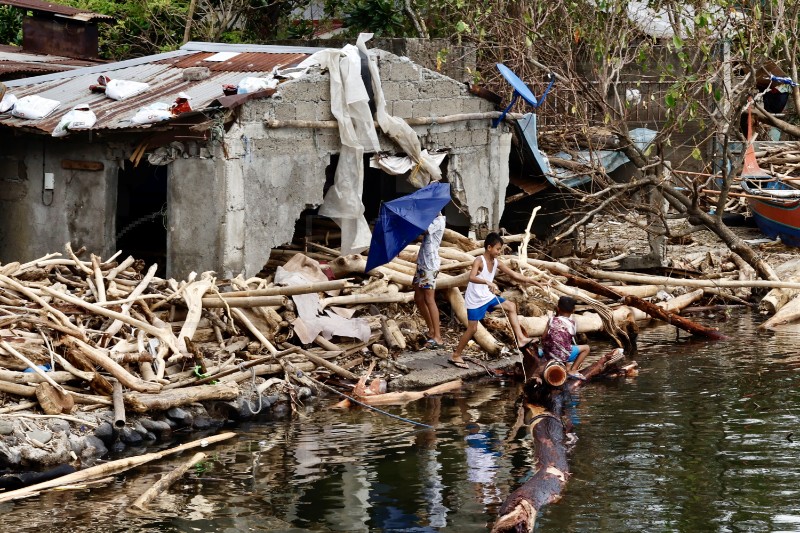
[491,500,536,533]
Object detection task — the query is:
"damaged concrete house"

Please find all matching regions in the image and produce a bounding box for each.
[0,36,510,279]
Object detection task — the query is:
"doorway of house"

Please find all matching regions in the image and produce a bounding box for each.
[116,162,167,276]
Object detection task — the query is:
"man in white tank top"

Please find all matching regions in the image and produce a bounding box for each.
[450,232,536,369]
[414,213,446,348]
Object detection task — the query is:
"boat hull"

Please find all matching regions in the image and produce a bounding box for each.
[747,197,800,246]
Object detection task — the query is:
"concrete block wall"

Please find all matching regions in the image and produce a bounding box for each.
[0,134,117,264]
[206,47,508,276]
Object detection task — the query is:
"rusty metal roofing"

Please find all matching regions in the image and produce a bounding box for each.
[0,0,113,21]
[0,44,103,79]
[0,42,323,135]
[158,52,311,73]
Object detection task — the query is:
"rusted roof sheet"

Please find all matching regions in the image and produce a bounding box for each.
[0,0,113,21]
[0,42,321,135]
[158,52,311,73]
[0,45,102,79]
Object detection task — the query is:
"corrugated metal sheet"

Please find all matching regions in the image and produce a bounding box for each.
[0,0,113,21]
[158,52,309,73]
[0,43,317,134]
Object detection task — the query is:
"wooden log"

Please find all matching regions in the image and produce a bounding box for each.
[1,341,74,413]
[231,308,278,354]
[218,280,352,298]
[104,264,157,338]
[442,228,479,251]
[0,369,78,385]
[0,380,35,397]
[0,432,235,503]
[130,452,206,511]
[760,292,800,330]
[112,380,126,428]
[42,285,182,357]
[60,336,161,393]
[0,275,83,336]
[201,295,287,308]
[124,382,240,413]
[294,347,357,380]
[189,346,299,386]
[586,267,800,290]
[760,262,800,314]
[564,273,726,339]
[354,379,462,405]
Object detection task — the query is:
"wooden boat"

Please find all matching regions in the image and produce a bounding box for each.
[739,135,800,246]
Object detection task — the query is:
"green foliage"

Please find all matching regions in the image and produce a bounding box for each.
[338,0,414,37]
[0,6,21,46]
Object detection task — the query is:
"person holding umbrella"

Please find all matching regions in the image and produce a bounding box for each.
[450,232,534,369]
[413,212,446,349]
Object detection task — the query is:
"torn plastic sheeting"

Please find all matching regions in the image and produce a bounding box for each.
[237,76,278,94]
[130,102,172,125]
[312,43,381,255]
[357,33,443,188]
[370,150,448,176]
[275,262,369,345]
[550,127,658,186]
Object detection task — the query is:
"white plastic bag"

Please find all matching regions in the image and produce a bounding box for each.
[237,76,278,94]
[130,102,172,125]
[52,104,97,137]
[0,92,17,113]
[105,78,150,101]
[11,95,60,119]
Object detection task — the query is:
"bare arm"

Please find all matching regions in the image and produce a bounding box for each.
[497,260,533,284]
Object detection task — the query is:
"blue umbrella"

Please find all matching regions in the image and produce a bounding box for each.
[366,182,451,272]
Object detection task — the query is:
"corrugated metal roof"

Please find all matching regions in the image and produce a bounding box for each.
[0,45,104,79]
[158,52,310,73]
[0,42,319,135]
[0,0,113,21]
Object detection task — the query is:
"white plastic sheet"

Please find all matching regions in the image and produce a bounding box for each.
[52,104,97,137]
[357,33,443,187]
[237,76,278,94]
[274,256,370,345]
[371,150,448,175]
[11,95,60,120]
[311,41,381,255]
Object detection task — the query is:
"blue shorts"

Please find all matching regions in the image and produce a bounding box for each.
[467,297,505,321]
[538,345,580,362]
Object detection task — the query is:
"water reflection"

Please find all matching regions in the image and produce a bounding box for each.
[1,311,800,531]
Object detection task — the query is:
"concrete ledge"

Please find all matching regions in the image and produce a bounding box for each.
[389,349,518,390]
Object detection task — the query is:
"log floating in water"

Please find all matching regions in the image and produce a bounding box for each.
[129,451,206,511]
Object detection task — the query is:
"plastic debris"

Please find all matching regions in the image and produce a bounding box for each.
[237,76,278,94]
[0,92,17,113]
[52,104,97,137]
[130,102,172,125]
[170,92,192,115]
[92,75,150,101]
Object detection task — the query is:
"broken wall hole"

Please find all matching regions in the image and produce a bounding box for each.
[115,161,167,277]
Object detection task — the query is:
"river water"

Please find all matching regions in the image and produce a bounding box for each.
[2,310,800,532]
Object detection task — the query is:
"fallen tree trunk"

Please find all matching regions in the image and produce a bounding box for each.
[563,273,726,339]
[760,292,800,330]
[492,350,626,532]
[124,381,240,413]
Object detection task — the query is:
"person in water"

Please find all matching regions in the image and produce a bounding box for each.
[450,232,535,369]
[541,295,590,379]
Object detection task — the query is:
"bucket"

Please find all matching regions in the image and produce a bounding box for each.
[543,360,567,387]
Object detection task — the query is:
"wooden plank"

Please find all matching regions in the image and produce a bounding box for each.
[61,160,104,171]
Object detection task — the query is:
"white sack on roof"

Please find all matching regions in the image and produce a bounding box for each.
[237,76,278,94]
[311,41,382,255]
[52,104,97,138]
[130,102,172,125]
[11,95,60,120]
[0,92,16,113]
[357,33,442,188]
[105,78,150,101]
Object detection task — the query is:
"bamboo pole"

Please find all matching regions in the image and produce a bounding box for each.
[112,380,126,428]
[0,432,236,503]
[130,452,206,511]
[587,268,800,290]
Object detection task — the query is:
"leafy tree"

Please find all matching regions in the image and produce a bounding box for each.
[0,6,21,46]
